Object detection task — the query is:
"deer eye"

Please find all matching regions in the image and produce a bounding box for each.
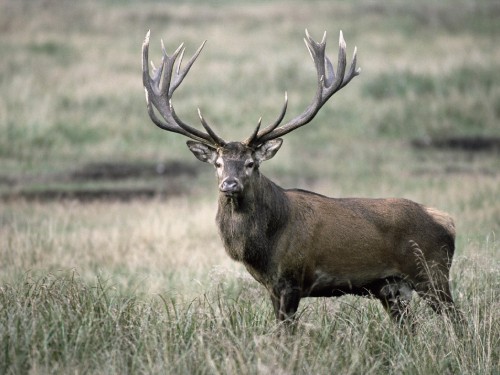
[245,161,255,169]
[215,161,222,168]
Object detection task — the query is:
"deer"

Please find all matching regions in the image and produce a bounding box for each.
[142,29,460,327]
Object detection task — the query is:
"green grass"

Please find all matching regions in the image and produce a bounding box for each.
[1,263,498,374]
[1,0,499,373]
[363,66,500,138]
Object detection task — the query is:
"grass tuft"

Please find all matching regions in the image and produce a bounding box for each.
[1,266,498,374]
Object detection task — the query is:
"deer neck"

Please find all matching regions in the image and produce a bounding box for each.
[216,173,289,272]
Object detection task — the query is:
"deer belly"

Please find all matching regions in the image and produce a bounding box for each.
[304,267,401,298]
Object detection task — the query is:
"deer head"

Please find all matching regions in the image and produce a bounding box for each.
[142,30,360,198]
[186,140,283,198]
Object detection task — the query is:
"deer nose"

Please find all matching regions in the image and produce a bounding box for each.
[220,178,242,195]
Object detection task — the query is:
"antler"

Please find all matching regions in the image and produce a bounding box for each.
[142,31,226,147]
[246,30,360,146]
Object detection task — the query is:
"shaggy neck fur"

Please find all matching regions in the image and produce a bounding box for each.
[216,171,290,274]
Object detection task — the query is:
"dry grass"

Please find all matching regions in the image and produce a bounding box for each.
[0,198,233,294]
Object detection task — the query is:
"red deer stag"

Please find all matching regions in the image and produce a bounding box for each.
[142,30,459,325]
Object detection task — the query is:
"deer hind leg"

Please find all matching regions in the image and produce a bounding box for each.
[414,276,467,329]
[414,273,465,322]
[375,278,415,327]
[410,241,464,324]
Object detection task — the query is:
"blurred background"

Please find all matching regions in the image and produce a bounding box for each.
[1,0,498,202]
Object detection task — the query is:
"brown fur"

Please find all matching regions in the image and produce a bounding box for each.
[213,163,458,325]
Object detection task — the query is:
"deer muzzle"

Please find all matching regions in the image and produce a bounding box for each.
[219,177,243,196]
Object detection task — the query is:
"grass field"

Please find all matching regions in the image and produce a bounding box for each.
[1,0,499,373]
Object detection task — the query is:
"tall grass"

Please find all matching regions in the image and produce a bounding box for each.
[1,198,498,374]
[1,262,498,374]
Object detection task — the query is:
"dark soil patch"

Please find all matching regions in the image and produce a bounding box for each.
[4,188,176,202]
[1,160,202,202]
[411,136,500,152]
[69,161,198,181]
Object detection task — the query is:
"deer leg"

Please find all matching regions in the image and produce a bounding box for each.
[270,283,301,324]
[415,276,464,324]
[375,278,414,327]
[410,241,464,324]
[270,293,281,321]
[417,281,454,314]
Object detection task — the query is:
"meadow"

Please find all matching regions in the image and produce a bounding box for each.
[1,0,499,373]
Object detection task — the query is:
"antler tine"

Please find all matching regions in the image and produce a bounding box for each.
[250,30,360,145]
[341,46,361,89]
[142,31,225,146]
[198,108,226,146]
[244,117,262,145]
[304,29,327,87]
[170,40,206,96]
[247,92,288,145]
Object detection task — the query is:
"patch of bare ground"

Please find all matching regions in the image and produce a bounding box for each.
[410,136,500,177]
[411,136,500,153]
[0,161,201,202]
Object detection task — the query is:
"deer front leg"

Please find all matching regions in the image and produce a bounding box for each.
[270,282,301,324]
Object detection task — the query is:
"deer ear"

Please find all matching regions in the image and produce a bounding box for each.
[254,138,283,163]
[186,141,218,164]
